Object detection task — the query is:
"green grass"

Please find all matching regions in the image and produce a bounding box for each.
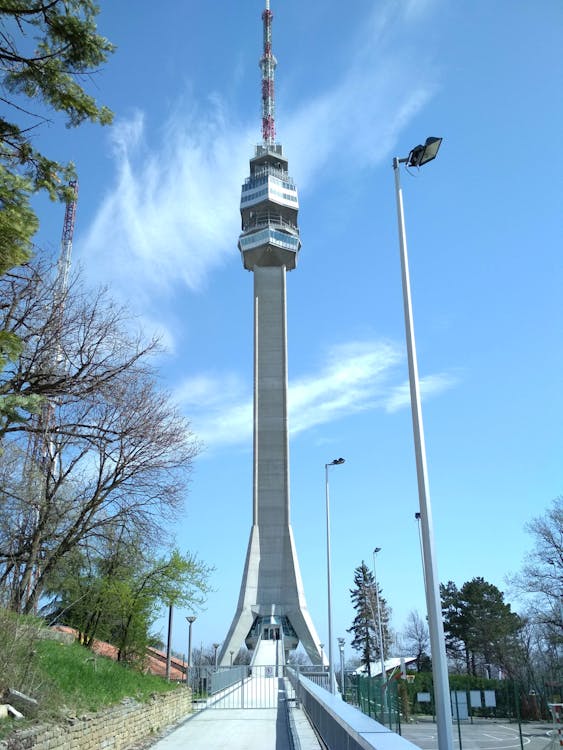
[0,632,182,740]
[35,639,178,715]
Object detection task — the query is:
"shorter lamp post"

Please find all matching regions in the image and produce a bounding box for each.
[338,637,346,699]
[213,642,220,671]
[186,615,196,685]
[230,650,235,667]
[325,457,345,694]
[319,643,324,670]
[372,547,386,682]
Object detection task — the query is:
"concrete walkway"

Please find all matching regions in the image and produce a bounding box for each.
[148,705,322,750]
[146,672,322,750]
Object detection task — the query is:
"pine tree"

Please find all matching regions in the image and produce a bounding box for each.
[347,561,392,676]
[441,577,523,676]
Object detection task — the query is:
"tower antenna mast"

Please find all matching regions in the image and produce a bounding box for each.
[55,179,79,308]
[260,0,276,145]
[23,178,78,613]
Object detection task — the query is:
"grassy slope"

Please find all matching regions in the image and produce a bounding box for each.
[0,620,181,739]
[36,639,178,714]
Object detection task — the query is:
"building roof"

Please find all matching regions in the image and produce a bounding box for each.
[352,656,417,677]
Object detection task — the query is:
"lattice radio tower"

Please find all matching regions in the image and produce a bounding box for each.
[24,179,78,612]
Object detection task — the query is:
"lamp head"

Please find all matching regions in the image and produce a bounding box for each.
[186,615,196,624]
[407,137,442,168]
[373,547,381,554]
[330,457,345,465]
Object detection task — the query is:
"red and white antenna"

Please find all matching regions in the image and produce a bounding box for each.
[56,178,78,303]
[260,0,277,145]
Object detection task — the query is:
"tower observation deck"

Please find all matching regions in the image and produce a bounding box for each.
[219,2,323,667]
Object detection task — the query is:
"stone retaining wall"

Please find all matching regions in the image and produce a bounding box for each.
[1,688,192,750]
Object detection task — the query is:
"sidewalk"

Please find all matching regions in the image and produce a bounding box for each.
[148,705,322,750]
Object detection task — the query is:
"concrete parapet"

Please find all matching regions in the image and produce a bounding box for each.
[293,672,420,750]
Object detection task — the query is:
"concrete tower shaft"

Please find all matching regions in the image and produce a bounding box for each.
[219,1,323,667]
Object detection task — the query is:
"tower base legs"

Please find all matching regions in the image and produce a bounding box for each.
[219,524,325,666]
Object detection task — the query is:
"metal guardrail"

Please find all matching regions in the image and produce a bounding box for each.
[287,667,420,750]
[211,665,247,695]
[187,665,295,710]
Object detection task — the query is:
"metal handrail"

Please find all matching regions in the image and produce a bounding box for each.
[243,165,292,186]
[244,213,298,233]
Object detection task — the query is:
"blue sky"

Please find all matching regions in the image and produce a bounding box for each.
[33,0,562,661]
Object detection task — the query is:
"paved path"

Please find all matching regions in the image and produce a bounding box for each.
[148,706,322,750]
[147,673,322,750]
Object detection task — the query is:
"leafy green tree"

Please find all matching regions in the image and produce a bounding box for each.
[441,577,523,676]
[347,561,392,676]
[46,533,212,663]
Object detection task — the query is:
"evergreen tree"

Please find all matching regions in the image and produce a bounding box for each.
[347,561,391,676]
[441,577,523,676]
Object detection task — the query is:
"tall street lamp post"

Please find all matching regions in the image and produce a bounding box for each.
[338,637,346,699]
[372,547,386,681]
[325,457,345,694]
[393,137,453,750]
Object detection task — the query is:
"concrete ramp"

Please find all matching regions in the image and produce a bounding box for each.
[251,638,278,667]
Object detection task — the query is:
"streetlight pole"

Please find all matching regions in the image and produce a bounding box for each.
[186,615,196,685]
[338,637,346,699]
[325,457,345,694]
[415,512,426,585]
[213,642,220,671]
[392,137,453,750]
[372,548,386,681]
[165,604,173,681]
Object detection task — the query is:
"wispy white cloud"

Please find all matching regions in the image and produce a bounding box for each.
[384,372,459,413]
[177,339,457,451]
[288,340,401,434]
[175,372,252,449]
[78,104,250,303]
[284,4,438,188]
[77,3,439,312]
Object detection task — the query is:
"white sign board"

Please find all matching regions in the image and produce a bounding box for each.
[470,691,482,708]
[484,690,496,708]
[417,692,431,703]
